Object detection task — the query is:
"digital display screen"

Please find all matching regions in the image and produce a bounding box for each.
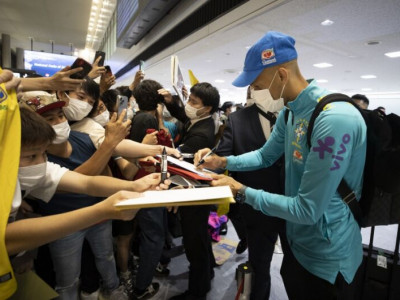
[24,50,76,77]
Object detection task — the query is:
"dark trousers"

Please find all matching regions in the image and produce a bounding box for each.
[280,241,362,300]
[135,207,167,290]
[180,205,215,297]
[242,204,286,300]
[228,203,247,241]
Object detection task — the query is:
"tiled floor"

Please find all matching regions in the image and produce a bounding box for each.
[150,222,399,300]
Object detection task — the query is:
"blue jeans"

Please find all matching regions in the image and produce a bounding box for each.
[135,207,166,290]
[49,220,119,300]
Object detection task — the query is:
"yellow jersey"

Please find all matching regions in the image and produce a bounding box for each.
[0,67,20,299]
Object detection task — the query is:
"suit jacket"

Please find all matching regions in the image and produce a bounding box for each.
[216,104,283,193]
[165,101,215,157]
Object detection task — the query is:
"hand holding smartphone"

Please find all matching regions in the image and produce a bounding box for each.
[70,58,93,79]
[104,65,112,76]
[117,95,128,122]
[94,51,106,67]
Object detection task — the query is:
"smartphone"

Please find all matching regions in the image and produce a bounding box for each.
[70,58,92,79]
[104,65,112,76]
[94,51,105,66]
[139,60,145,71]
[117,95,128,121]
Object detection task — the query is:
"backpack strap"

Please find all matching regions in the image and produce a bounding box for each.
[255,106,277,126]
[284,108,290,124]
[307,93,364,227]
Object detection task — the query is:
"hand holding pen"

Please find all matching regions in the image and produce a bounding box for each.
[194,147,227,170]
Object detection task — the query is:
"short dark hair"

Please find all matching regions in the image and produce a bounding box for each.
[132,79,164,111]
[20,105,56,148]
[101,89,120,113]
[190,82,220,114]
[220,101,234,113]
[82,77,100,117]
[116,86,132,99]
[351,94,369,105]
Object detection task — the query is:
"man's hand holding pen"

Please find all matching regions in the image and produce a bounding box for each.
[194,148,227,170]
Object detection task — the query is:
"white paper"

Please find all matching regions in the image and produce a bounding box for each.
[171,55,186,103]
[115,185,232,207]
[157,155,214,179]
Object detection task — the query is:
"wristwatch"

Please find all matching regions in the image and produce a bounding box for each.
[235,185,247,204]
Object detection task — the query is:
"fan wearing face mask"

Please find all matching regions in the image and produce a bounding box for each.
[158,82,220,300]
[68,84,180,160]
[21,89,135,299]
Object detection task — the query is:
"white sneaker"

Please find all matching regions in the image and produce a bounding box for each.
[99,285,128,300]
[80,289,99,300]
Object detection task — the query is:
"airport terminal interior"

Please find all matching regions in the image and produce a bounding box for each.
[1,0,400,299]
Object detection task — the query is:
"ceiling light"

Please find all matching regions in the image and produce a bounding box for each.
[360,75,377,79]
[321,19,334,26]
[91,11,96,16]
[366,40,381,46]
[215,79,225,83]
[245,46,251,49]
[385,51,400,58]
[313,62,333,68]
[205,59,212,63]
[92,5,97,10]
[361,88,372,91]
[316,79,328,83]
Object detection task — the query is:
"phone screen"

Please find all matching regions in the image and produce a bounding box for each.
[117,95,128,121]
[70,58,92,79]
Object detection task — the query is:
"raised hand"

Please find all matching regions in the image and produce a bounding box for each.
[88,56,106,79]
[104,111,131,147]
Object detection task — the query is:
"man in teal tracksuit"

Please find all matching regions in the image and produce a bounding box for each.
[195,32,366,300]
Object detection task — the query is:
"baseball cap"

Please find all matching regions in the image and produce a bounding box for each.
[21,91,65,114]
[232,31,298,87]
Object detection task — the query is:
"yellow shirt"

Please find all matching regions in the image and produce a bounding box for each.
[0,68,20,298]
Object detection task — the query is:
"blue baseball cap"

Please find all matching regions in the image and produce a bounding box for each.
[232,31,298,87]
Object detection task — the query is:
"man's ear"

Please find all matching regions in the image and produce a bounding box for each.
[57,91,68,104]
[278,67,289,85]
[203,106,212,115]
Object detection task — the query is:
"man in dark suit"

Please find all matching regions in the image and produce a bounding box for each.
[215,88,286,300]
[159,83,220,300]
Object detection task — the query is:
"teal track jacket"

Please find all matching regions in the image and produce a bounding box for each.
[227,81,366,284]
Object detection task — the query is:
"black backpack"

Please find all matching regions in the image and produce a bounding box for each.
[302,93,400,227]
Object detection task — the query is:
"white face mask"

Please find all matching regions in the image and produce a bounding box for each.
[126,108,134,120]
[18,162,47,191]
[249,71,286,113]
[52,120,71,144]
[93,109,110,127]
[63,94,93,121]
[185,103,205,120]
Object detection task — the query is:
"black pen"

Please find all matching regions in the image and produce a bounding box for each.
[196,146,217,167]
[160,147,168,183]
